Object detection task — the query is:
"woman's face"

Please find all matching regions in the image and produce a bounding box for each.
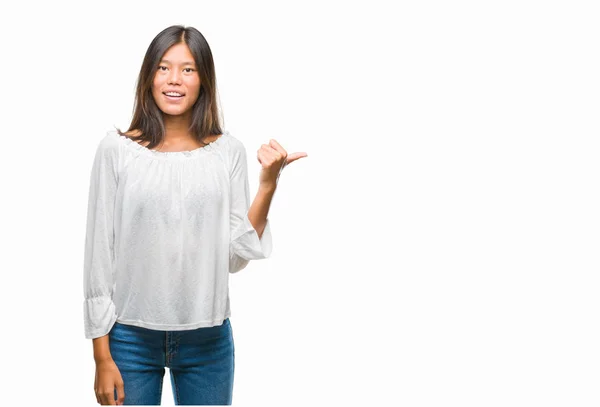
[152,43,201,118]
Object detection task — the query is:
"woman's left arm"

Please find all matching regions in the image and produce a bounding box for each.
[247,184,276,240]
[228,138,307,274]
[249,138,308,237]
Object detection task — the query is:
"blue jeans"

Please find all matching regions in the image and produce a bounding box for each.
[108,318,235,405]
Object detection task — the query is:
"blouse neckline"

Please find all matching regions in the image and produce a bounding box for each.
[114,130,228,160]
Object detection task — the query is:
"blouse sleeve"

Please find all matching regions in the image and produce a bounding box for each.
[228,140,273,274]
[82,134,120,339]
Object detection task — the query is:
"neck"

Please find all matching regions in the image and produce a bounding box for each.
[163,112,193,141]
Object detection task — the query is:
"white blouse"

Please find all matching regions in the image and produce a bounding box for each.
[83,129,273,339]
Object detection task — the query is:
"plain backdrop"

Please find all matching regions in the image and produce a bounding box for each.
[0,0,599,406]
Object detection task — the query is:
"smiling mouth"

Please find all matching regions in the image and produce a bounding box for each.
[163,92,185,98]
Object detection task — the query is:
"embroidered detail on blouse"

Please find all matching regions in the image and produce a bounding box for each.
[115,130,229,160]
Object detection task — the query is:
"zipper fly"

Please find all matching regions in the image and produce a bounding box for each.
[166,331,169,367]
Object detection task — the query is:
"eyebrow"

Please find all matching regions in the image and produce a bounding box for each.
[160,59,196,66]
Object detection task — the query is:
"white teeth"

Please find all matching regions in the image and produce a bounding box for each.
[165,92,182,97]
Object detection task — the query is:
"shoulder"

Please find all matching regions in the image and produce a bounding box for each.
[221,130,246,156]
[95,129,125,160]
[219,131,249,175]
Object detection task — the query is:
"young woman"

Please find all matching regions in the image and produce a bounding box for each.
[83,25,307,405]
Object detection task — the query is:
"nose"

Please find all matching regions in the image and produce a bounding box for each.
[167,69,181,85]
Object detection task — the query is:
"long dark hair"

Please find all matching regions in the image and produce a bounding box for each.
[116,25,223,149]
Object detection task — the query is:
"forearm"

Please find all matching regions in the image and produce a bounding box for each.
[93,334,113,362]
[247,183,276,239]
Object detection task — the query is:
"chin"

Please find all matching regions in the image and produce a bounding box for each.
[160,107,187,116]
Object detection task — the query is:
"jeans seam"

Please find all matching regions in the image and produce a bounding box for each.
[158,372,164,403]
[172,371,180,405]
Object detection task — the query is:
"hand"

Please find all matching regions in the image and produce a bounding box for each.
[257,139,307,188]
[94,359,125,405]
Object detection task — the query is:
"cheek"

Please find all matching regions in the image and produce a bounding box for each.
[151,86,161,102]
[151,79,165,99]
[189,82,201,97]
[152,75,164,90]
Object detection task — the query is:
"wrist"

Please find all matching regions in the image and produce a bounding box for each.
[258,182,277,193]
[94,355,114,364]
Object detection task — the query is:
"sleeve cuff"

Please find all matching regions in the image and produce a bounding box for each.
[231,213,273,260]
[83,296,117,339]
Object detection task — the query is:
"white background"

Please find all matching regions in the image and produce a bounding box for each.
[0,0,599,406]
